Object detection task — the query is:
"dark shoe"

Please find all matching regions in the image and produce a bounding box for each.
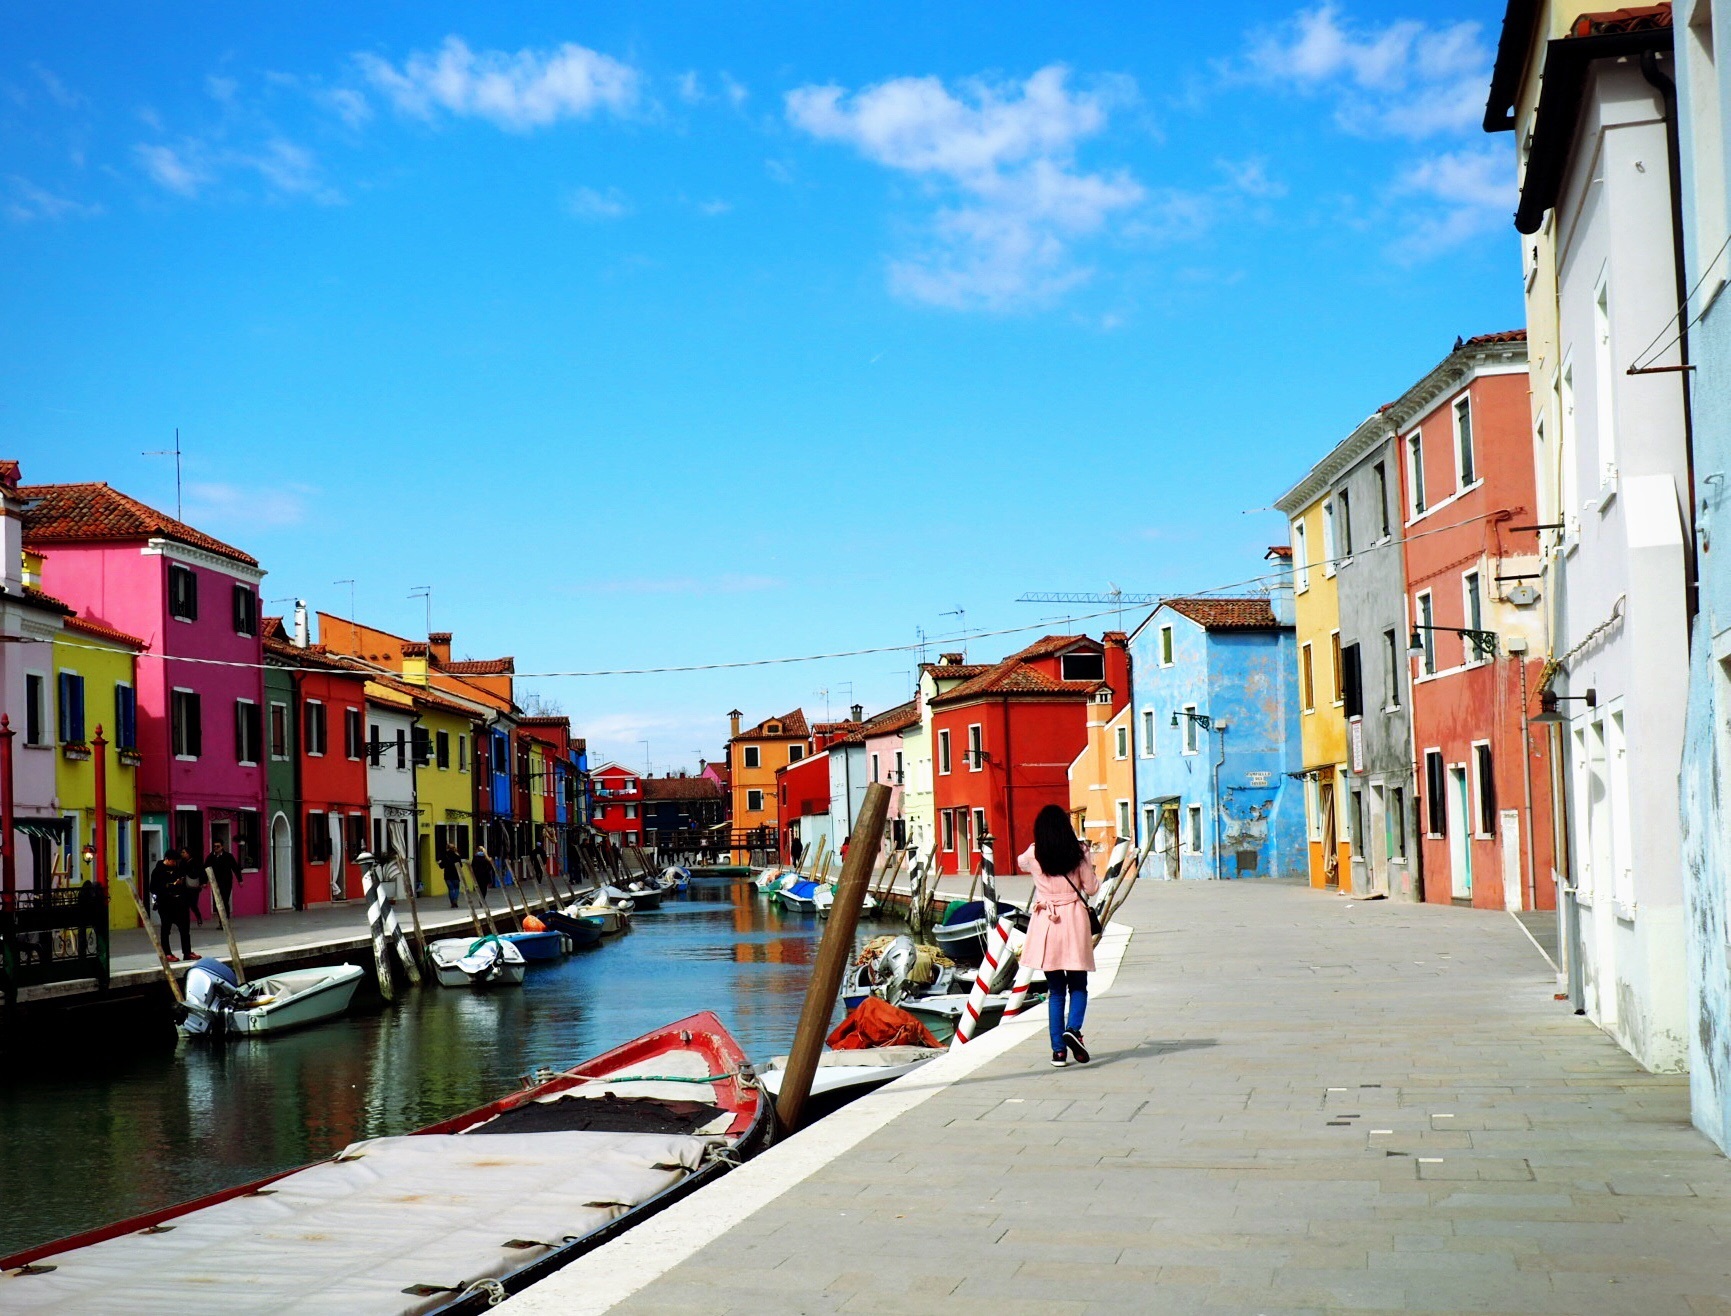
[1050,1050,1068,1068]
[1064,1030,1090,1064]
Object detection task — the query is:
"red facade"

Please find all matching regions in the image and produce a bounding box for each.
[590,762,644,847]
[291,659,371,905]
[1399,358,1558,911]
[929,634,1129,876]
[775,751,832,859]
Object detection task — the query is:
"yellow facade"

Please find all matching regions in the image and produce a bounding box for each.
[51,624,144,929]
[1287,494,1354,892]
[529,742,547,826]
[412,701,477,903]
[1067,701,1136,858]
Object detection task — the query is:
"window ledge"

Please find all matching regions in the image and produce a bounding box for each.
[22,742,52,752]
[1615,899,1637,923]
[175,754,199,762]
[1590,476,1619,516]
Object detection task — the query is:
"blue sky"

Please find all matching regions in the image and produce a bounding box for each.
[4,1,1521,771]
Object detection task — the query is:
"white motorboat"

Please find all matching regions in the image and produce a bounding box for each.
[760,1045,943,1115]
[429,935,528,988]
[180,961,367,1037]
[572,899,632,935]
[812,883,878,918]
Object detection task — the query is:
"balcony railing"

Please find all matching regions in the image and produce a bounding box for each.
[1,886,110,1001]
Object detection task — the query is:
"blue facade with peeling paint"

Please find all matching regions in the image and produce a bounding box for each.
[1129,594,1304,880]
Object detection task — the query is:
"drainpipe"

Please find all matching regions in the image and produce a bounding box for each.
[1213,722,1228,881]
[1001,696,1016,861]
[1519,655,1539,913]
[1641,48,1700,620]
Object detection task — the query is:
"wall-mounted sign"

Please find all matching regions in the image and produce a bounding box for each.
[1245,770,1271,788]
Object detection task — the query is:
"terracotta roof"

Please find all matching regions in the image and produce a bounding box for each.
[1461,329,1528,347]
[518,715,570,728]
[1163,597,1282,631]
[642,776,723,801]
[735,708,809,740]
[931,662,1100,706]
[429,631,452,644]
[1571,6,1670,37]
[402,641,430,658]
[1265,545,1293,561]
[0,461,19,492]
[353,665,484,719]
[19,481,258,566]
[262,616,287,641]
[263,635,362,673]
[1007,634,1097,661]
[927,663,991,681]
[62,613,146,649]
[813,720,864,736]
[20,584,72,616]
[443,657,514,675]
[860,699,920,737]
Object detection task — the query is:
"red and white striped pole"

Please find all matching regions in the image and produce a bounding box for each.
[952,837,1016,1047]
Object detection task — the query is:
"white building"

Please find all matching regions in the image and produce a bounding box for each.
[365,693,420,893]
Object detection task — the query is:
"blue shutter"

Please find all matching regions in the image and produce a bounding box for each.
[115,685,136,750]
[58,673,71,743]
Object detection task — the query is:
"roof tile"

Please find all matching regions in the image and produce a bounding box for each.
[19,481,258,566]
[1162,597,1282,630]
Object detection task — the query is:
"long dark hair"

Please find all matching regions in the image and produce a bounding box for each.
[1033,804,1084,877]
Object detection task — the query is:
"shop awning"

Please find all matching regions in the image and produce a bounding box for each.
[15,818,72,844]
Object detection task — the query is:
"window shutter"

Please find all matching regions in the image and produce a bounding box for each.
[58,673,71,743]
[187,693,202,757]
[232,584,244,633]
[236,701,246,762]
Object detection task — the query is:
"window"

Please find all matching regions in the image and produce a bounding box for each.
[1115,724,1130,759]
[972,808,987,849]
[307,812,330,863]
[1463,571,1485,662]
[114,683,137,750]
[941,809,956,852]
[235,810,260,871]
[1424,750,1446,836]
[1182,704,1200,754]
[172,688,202,758]
[1382,630,1402,710]
[743,745,761,769]
[1341,642,1363,719]
[1349,789,1364,849]
[967,723,983,770]
[1141,709,1156,755]
[870,751,880,781]
[1559,360,1580,530]
[458,734,468,772]
[169,563,198,621]
[1061,651,1106,681]
[625,804,637,819]
[344,708,363,760]
[1474,743,1497,836]
[625,831,638,846]
[1185,804,1203,854]
[1330,631,1345,704]
[234,699,262,765]
[24,672,46,746]
[1301,643,1316,712]
[231,583,257,637]
[491,735,507,774]
[766,722,781,734]
[368,723,382,767]
[1416,593,1436,676]
[1407,431,1427,516]
[787,744,804,763]
[1322,500,1338,576]
[1116,799,1132,837]
[1143,804,1158,842]
[1594,271,1616,482]
[1374,461,1392,539]
[1159,625,1175,665]
[1608,711,1633,906]
[1390,786,1408,860]
[174,807,203,856]
[938,729,952,774]
[1304,776,1321,842]
[437,730,451,770]
[1293,520,1310,591]
[412,727,431,767]
[304,700,327,756]
[1337,489,1353,559]
[345,814,367,859]
[57,671,86,744]
[1454,396,1476,488]
[269,701,289,760]
[746,788,764,812]
[115,819,131,878]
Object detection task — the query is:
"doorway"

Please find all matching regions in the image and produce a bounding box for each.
[329,815,347,902]
[271,813,295,910]
[141,825,164,882]
[1319,781,1339,886]
[1368,784,1388,897]
[1447,765,1472,899]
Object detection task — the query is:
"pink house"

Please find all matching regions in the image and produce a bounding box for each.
[21,481,271,916]
[860,699,918,848]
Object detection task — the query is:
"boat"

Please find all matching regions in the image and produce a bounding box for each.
[499,929,566,962]
[428,935,528,988]
[899,991,1018,1043]
[573,899,632,936]
[753,866,791,894]
[0,1012,769,1314]
[933,899,1027,965]
[774,878,820,912]
[180,960,366,1037]
[662,865,691,892]
[604,882,662,911]
[813,883,877,918]
[760,1046,943,1119]
[542,908,606,949]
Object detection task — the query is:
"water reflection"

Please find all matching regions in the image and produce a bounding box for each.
[0,879,894,1254]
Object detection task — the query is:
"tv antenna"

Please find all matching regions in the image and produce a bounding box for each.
[409,585,432,637]
[143,428,184,520]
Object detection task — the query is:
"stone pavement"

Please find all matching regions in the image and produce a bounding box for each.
[608,879,1731,1314]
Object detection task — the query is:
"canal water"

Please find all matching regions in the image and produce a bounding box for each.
[0,879,904,1256]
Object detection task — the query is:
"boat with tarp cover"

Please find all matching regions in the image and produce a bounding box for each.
[0,1011,769,1315]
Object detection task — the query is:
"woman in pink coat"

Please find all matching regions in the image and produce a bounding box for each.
[1018,804,1100,1067]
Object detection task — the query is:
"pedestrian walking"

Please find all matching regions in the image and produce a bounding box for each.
[177,845,206,925]
[472,847,496,895]
[148,852,196,963]
[205,839,241,916]
[439,843,463,908]
[1017,804,1099,1069]
[790,835,803,866]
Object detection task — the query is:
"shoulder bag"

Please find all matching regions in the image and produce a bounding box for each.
[1060,868,1103,938]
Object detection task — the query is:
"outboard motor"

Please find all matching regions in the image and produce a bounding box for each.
[183,959,248,1037]
[875,936,919,1006]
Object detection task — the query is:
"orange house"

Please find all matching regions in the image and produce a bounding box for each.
[726,708,812,862]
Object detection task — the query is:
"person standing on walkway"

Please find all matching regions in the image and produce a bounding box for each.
[440,843,463,908]
[1018,804,1099,1068]
[472,847,496,897]
[149,851,196,963]
[205,839,241,917]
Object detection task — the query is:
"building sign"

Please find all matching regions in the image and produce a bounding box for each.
[1350,717,1365,774]
[1245,771,1271,788]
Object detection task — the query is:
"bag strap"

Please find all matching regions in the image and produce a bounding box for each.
[1058,867,1091,906]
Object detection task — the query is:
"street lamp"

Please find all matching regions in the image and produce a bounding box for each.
[1170,709,1214,731]
[1409,624,1499,661]
[1529,687,1597,726]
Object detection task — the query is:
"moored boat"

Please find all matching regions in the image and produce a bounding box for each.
[428,935,528,988]
[760,1045,943,1118]
[774,878,820,912]
[933,899,1026,965]
[573,900,632,935]
[0,1012,769,1314]
[180,960,366,1037]
[499,929,566,962]
[542,908,606,948]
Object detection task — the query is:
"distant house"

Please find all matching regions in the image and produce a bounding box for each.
[590,762,644,847]
[1065,639,1137,859]
[726,708,812,862]
[776,748,833,862]
[641,774,726,854]
[1129,597,1302,881]
[904,656,990,856]
[859,700,920,850]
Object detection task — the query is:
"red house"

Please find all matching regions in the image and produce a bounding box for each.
[590,761,644,846]
[775,749,833,861]
[1398,332,1556,911]
[929,633,1129,876]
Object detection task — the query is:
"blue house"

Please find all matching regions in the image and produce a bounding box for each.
[1128,594,1303,880]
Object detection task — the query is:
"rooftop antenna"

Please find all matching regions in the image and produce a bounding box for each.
[639,739,651,778]
[143,428,184,520]
[333,579,356,646]
[409,585,432,637]
[940,606,967,659]
[814,685,832,722]
[915,625,929,667]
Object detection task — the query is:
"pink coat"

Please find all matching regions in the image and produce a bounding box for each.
[1017,845,1099,973]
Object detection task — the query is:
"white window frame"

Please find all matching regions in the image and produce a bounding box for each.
[1453,394,1478,491]
[938,729,952,775]
[1462,571,1486,666]
[1185,803,1204,854]
[1292,520,1310,593]
[1301,642,1317,713]
[23,670,48,747]
[742,745,761,769]
[972,807,987,850]
[1304,776,1322,843]
[787,744,804,763]
[172,686,199,760]
[1407,430,1427,519]
[235,697,260,767]
[1321,500,1338,577]
[1330,629,1345,706]
[1141,708,1157,756]
[966,723,983,772]
[1416,592,1436,677]
[1471,738,1496,839]
[1559,356,1580,537]
[1115,798,1132,837]
[1114,724,1129,760]
[1181,704,1200,755]
[941,809,956,852]
[269,700,290,761]
[870,752,880,781]
[745,788,764,812]
[1159,625,1175,666]
[1593,265,1617,486]
[1382,628,1402,711]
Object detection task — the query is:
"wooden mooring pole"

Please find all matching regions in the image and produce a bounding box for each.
[206,861,247,986]
[775,782,889,1135]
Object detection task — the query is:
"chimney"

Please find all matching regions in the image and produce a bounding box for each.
[429,631,452,665]
[1103,631,1130,713]
[939,652,965,665]
[728,709,742,738]
[850,703,863,723]
[292,600,309,649]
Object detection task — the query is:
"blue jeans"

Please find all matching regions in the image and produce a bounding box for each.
[1046,970,1088,1052]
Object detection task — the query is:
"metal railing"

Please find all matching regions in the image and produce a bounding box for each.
[1,885,110,1001]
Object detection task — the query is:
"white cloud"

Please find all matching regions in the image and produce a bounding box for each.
[1386,145,1514,262]
[1243,4,1490,139]
[4,175,101,222]
[697,198,732,216]
[720,73,748,107]
[566,185,631,220]
[244,138,341,204]
[184,481,310,529]
[1217,157,1286,200]
[134,142,208,196]
[320,86,372,128]
[675,70,746,108]
[676,70,704,104]
[357,36,639,132]
[206,74,238,104]
[786,65,1144,311]
[33,65,84,110]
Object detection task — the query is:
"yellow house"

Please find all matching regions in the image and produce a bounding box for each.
[52,613,145,929]
[1274,484,1353,891]
[1068,699,1136,859]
